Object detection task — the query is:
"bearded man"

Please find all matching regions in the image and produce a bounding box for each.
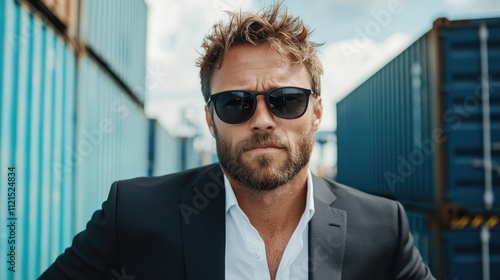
[40,3,435,280]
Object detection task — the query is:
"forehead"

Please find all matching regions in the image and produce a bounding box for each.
[211,44,310,93]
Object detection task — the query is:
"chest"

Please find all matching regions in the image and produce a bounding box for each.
[263,234,293,280]
[225,214,310,280]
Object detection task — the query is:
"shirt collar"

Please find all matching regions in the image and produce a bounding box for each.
[224,169,315,220]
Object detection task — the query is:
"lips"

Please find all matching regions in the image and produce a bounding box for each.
[240,133,287,152]
[244,143,283,151]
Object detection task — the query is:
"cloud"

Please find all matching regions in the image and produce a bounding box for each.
[444,0,498,7]
[144,0,413,133]
[306,0,394,14]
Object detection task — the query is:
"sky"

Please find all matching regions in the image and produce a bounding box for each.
[143,0,500,141]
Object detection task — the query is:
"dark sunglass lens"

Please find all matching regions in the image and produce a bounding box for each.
[215,91,254,124]
[269,88,308,118]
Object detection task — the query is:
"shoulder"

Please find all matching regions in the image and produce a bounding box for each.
[315,176,401,223]
[312,179,433,278]
[320,176,398,207]
[103,163,222,225]
[106,163,222,206]
[115,163,220,190]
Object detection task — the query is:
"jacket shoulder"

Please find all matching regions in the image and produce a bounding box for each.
[116,163,220,191]
[321,177,398,210]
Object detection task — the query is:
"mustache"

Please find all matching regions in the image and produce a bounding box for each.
[237,132,289,152]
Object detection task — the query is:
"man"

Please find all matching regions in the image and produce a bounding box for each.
[40,3,435,280]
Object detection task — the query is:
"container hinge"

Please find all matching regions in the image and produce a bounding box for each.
[473,160,500,177]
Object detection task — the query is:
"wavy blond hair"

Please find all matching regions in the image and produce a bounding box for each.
[197,2,323,102]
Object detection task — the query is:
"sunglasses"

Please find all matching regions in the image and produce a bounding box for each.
[207,87,316,124]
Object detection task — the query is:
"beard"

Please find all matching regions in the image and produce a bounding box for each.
[214,121,315,191]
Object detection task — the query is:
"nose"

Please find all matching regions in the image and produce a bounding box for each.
[249,95,276,131]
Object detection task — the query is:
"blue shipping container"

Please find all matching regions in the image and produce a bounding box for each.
[337,17,500,212]
[406,212,500,280]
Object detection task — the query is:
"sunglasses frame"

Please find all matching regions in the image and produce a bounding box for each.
[207,86,316,124]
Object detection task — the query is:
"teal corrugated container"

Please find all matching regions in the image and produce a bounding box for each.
[337,34,437,208]
[0,1,77,278]
[79,0,148,104]
[337,17,500,212]
[73,55,150,233]
[147,119,204,176]
[148,120,182,176]
[406,212,434,272]
[1,0,151,277]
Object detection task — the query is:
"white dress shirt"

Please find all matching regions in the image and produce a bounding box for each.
[225,170,315,280]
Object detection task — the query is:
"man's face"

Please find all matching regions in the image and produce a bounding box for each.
[205,43,322,191]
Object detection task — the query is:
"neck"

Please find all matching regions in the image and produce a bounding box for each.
[226,167,309,231]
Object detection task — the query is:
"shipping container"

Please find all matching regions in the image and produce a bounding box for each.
[406,211,500,280]
[0,0,151,278]
[337,17,500,213]
[147,119,206,176]
[148,119,182,176]
[0,1,77,279]
[79,0,148,103]
[181,136,202,170]
[73,55,150,233]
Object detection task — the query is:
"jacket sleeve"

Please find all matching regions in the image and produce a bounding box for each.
[38,182,121,280]
[391,201,436,280]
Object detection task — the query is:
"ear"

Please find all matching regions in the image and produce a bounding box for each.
[205,105,216,137]
[313,96,323,131]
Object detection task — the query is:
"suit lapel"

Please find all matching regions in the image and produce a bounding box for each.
[309,175,347,280]
[179,165,226,280]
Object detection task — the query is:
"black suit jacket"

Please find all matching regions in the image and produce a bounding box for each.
[39,164,435,279]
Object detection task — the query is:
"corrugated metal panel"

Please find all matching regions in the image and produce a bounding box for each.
[1,1,151,277]
[337,32,436,208]
[182,136,202,170]
[147,119,204,176]
[148,119,182,176]
[441,21,500,210]
[79,0,148,103]
[74,55,150,233]
[337,17,500,212]
[444,228,500,280]
[0,1,77,279]
[38,0,75,28]
[406,212,432,269]
[406,211,500,280]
